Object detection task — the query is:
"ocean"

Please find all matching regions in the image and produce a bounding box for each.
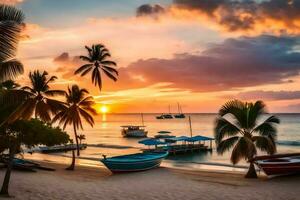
[27,113,300,171]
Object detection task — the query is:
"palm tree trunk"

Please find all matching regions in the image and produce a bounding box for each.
[73,123,80,156]
[245,162,257,178]
[66,149,75,170]
[0,146,14,197]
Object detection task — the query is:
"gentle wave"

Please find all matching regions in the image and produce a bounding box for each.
[87,143,136,149]
[277,140,300,146]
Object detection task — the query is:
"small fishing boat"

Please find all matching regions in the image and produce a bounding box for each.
[121,125,148,138]
[100,152,168,173]
[254,153,300,176]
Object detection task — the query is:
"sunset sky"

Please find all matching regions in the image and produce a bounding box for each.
[5,0,300,113]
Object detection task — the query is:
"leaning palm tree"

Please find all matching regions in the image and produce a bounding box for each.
[7,70,65,123]
[214,100,280,178]
[75,44,118,91]
[0,5,25,82]
[52,85,96,167]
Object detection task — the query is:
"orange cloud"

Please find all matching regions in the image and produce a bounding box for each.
[0,0,23,5]
[138,1,300,36]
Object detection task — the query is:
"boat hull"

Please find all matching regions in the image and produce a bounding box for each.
[100,152,168,173]
[122,130,148,138]
[258,162,300,176]
[254,153,300,176]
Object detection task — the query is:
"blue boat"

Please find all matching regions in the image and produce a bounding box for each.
[100,152,168,173]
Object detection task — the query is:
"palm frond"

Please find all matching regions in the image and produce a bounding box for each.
[253,115,279,138]
[216,136,239,155]
[44,89,66,97]
[214,117,240,145]
[247,101,266,129]
[78,108,94,127]
[253,136,276,155]
[101,60,116,66]
[0,58,23,81]
[102,65,118,75]
[102,68,118,81]
[35,100,51,122]
[0,5,24,62]
[74,64,93,75]
[231,136,256,164]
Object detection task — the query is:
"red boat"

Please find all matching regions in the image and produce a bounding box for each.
[254,153,300,176]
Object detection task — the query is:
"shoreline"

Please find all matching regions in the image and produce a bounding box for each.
[1,160,300,200]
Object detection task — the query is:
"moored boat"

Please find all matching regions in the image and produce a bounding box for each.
[254,153,300,176]
[121,125,148,138]
[100,152,168,173]
[39,143,87,153]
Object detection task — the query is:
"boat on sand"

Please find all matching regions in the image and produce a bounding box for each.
[254,153,300,176]
[100,152,168,173]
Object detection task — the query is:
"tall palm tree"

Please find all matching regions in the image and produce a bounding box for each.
[75,44,118,91]
[7,70,65,123]
[52,85,96,167]
[0,5,24,82]
[214,100,280,178]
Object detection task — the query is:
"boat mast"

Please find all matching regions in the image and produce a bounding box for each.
[177,102,180,114]
[188,116,193,137]
[168,105,171,114]
[141,113,144,126]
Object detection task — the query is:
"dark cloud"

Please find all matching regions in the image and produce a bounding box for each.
[53,52,69,62]
[136,0,300,34]
[173,0,300,32]
[122,35,300,92]
[228,90,300,101]
[136,4,165,17]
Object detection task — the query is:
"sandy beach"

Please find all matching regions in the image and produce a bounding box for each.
[0,161,299,200]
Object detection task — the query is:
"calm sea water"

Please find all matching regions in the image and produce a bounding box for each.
[27,113,300,171]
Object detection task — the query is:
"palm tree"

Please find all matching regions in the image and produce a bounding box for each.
[52,85,96,168]
[214,100,280,178]
[77,134,86,145]
[0,5,24,82]
[7,70,66,123]
[75,44,118,91]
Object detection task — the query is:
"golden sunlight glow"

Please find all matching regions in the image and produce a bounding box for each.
[99,105,109,114]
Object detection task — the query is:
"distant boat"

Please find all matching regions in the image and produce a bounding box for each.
[254,153,300,176]
[154,131,175,139]
[156,105,173,119]
[100,152,168,173]
[156,115,164,119]
[174,103,185,118]
[121,125,148,138]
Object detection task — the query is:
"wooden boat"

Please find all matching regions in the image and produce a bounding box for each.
[100,152,168,173]
[39,143,87,153]
[254,153,300,176]
[121,125,148,138]
[156,115,164,119]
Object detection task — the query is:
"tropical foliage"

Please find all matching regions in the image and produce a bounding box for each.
[0,5,24,82]
[214,100,280,178]
[52,85,96,169]
[6,70,66,123]
[75,44,118,91]
[0,102,69,196]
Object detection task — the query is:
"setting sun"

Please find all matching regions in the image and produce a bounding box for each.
[99,105,109,114]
